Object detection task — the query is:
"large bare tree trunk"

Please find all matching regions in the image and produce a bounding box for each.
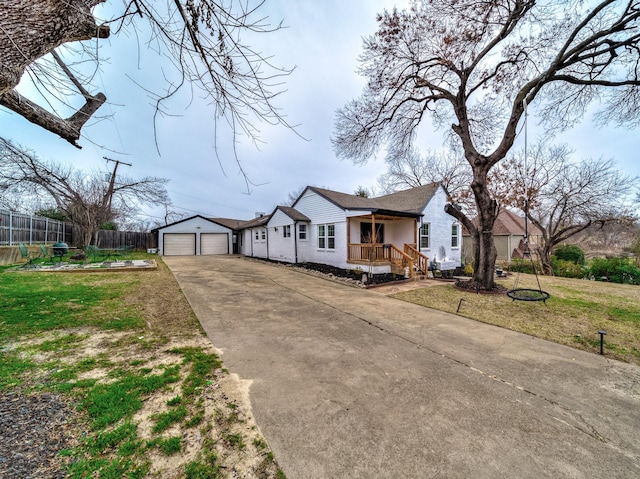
[0,0,108,94]
[470,172,499,289]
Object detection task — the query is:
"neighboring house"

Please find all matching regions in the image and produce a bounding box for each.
[154,215,236,256]
[257,183,461,276]
[462,209,543,263]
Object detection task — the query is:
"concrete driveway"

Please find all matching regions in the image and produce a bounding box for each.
[164,255,640,478]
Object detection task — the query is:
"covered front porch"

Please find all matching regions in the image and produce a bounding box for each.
[346,212,428,277]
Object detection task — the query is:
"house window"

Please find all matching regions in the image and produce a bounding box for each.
[283,225,291,238]
[451,223,460,248]
[261,229,266,240]
[254,230,259,241]
[360,222,384,243]
[420,223,430,249]
[299,224,307,240]
[318,224,335,250]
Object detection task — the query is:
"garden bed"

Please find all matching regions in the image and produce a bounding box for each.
[294,262,402,286]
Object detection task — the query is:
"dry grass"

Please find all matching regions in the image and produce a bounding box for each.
[392,273,640,365]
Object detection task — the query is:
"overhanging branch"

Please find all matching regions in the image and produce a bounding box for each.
[0,88,106,148]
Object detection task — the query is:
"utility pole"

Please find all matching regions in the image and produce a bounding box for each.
[103,157,132,215]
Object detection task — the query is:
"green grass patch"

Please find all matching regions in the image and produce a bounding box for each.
[185,410,205,428]
[88,422,139,454]
[0,353,35,390]
[152,405,188,433]
[170,346,223,398]
[0,272,143,342]
[253,436,268,450]
[66,456,148,479]
[78,365,181,430]
[185,460,221,479]
[147,436,182,455]
[225,433,246,450]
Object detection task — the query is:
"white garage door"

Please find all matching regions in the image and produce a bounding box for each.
[164,233,196,255]
[201,233,229,255]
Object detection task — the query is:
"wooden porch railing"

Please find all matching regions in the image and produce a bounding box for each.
[404,244,429,275]
[348,243,415,277]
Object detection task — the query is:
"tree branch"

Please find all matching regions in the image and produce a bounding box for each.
[0,88,106,147]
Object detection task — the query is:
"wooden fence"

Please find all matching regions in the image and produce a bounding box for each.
[96,230,156,250]
[0,209,156,250]
[0,209,72,245]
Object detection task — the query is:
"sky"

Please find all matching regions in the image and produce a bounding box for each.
[1,0,638,226]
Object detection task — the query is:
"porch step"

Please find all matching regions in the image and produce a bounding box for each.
[390,262,406,276]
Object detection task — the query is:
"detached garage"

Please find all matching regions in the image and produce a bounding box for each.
[156,216,234,256]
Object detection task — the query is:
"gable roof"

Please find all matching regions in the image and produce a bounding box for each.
[272,206,311,222]
[462,209,543,236]
[239,214,271,229]
[297,182,442,217]
[153,214,237,232]
[210,217,249,230]
[374,183,441,215]
[493,209,542,236]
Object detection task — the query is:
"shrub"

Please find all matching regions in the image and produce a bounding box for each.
[462,263,474,276]
[552,258,586,279]
[508,258,540,274]
[587,257,640,285]
[554,244,585,265]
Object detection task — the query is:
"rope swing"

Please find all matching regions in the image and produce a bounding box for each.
[506,99,550,304]
[506,227,551,303]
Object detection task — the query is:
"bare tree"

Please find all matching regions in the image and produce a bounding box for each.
[333,0,640,291]
[354,186,371,198]
[0,0,292,149]
[497,144,637,273]
[378,148,471,196]
[0,139,169,246]
[283,186,307,207]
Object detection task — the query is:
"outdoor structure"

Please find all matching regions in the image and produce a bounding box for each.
[156,183,462,277]
[462,209,543,263]
[155,216,236,256]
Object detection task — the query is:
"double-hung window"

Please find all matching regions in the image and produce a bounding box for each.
[420,223,430,249]
[261,229,266,241]
[451,223,460,248]
[318,224,335,250]
[298,224,307,240]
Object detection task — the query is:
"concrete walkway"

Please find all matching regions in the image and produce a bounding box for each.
[165,255,640,479]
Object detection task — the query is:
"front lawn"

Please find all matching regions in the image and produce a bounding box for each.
[0,254,285,478]
[393,273,640,364]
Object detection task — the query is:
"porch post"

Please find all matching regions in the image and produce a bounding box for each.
[371,214,377,260]
[347,217,351,261]
[371,214,376,243]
